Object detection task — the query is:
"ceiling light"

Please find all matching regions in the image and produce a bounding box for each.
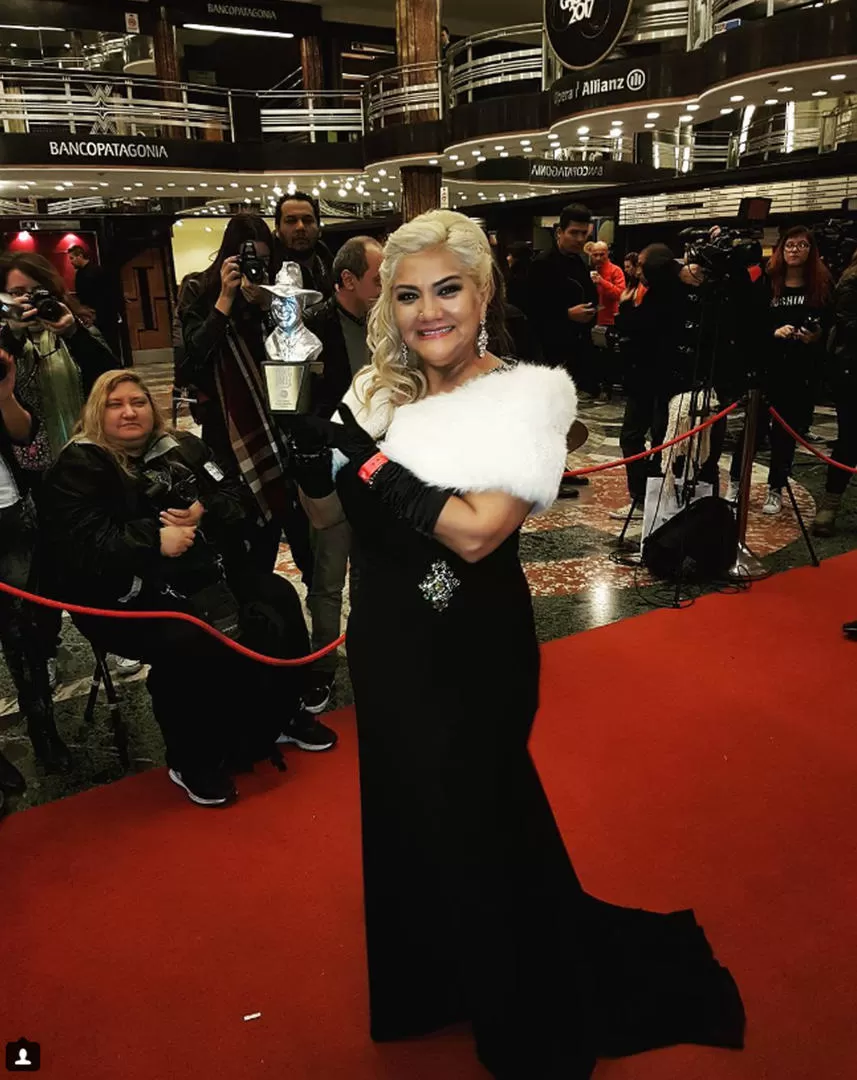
[729,94,744,102]
[494,145,505,151]
[244,197,251,203]
[549,133,560,140]
[378,169,387,177]
[679,114,693,122]
[204,226,212,233]
[720,107,734,115]
[764,98,778,105]
[187,186,195,191]
[461,195,467,200]
[811,89,828,97]
[499,151,509,157]
[577,125,590,135]
[182,23,294,39]
[477,192,484,197]
[447,154,458,160]
[644,123,655,129]
[63,181,73,187]
[646,112,660,120]
[477,155,486,162]
[175,221,183,227]
[133,182,143,187]
[259,183,268,189]
[471,150,481,156]
[245,187,253,192]
[686,104,700,112]
[428,158,438,165]
[778,86,793,93]
[121,186,131,191]
[55,185,65,191]
[520,139,531,146]
[338,187,348,197]
[311,187,319,196]
[611,119,623,125]
[199,182,208,188]
[579,135,589,141]
[831,73,847,81]
[230,182,238,187]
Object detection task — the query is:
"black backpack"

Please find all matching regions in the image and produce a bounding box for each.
[642,496,738,581]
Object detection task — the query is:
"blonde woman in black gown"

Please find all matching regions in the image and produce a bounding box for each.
[293,210,744,1078]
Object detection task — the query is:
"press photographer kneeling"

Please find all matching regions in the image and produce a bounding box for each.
[41,370,336,808]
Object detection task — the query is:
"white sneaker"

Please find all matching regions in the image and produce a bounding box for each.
[608,502,643,521]
[762,488,783,515]
[725,480,740,502]
[109,655,144,677]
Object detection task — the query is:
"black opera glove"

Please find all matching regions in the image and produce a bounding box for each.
[280,414,335,499]
[321,404,453,537]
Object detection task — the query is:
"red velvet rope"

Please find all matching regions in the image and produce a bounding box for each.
[563,400,740,478]
[768,407,857,475]
[0,579,345,667]
[0,397,811,668]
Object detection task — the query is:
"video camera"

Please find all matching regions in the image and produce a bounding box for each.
[679,227,763,280]
[813,218,857,279]
[238,240,267,285]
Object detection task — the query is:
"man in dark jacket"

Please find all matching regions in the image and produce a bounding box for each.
[272,192,333,300]
[528,204,599,395]
[67,245,122,359]
[300,236,383,710]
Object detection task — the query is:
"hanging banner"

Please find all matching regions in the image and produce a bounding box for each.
[544,0,635,71]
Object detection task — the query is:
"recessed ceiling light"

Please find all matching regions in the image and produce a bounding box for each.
[577,125,590,135]
[428,158,438,165]
[646,112,660,120]
[378,169,387,176]
[121,186,131,191]
[611,120,624,126]
[579,135,589,142]
[460,195,468,200]
[134,182,143,187]
[764,98,778,105]
[477,155,486,162]
[548,133,560,140]
[245,186,253,192]
[519,138,531,146]
[244,197,251,203]
[720,107,734,115]
[319,180,327,189]
[477,192,484,197]
[643,123,655,129]
[472,150,481,156]
[494,144,505,151]
[90,186,98,191]
[729,95,745,102]
[831,73,847,81]
[499,151,509,157]
[679,114,693,122]
[230,182,238,187]
[811,89,828,97]
[686,104,700,112]
[338,187,348,197]
[778,86,794,93]
[204,226,212,233]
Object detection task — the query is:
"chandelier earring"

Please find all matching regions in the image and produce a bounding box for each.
[399,340,410,366]
[476,318,489,359]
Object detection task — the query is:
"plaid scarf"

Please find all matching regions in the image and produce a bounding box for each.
[214,321,287,522]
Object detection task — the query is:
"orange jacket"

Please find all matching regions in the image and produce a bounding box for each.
[594,260,626,325]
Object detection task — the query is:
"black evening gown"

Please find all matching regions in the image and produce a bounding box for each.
[338,459,745,1079]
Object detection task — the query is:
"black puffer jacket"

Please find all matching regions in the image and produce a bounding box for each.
[829,270,857,391]
[41,432,248,608]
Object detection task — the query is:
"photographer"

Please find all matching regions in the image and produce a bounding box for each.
[729,226,833,515]
[178,213,313,579]
[0,345,71,784]
[41,370,336,808]
[814,248,857,535]
[0,250,117,679]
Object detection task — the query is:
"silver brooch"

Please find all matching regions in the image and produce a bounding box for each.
[418,559,461,612]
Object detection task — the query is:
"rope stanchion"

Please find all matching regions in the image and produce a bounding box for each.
[563,400,740,478]
[0,579,345,667]
[769,407,857,475]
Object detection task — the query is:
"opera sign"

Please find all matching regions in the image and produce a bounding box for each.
[545,0,635,70]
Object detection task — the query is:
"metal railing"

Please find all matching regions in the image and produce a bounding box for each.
[732,107,821,161]
[257,91,363,141]
[0,68,230,140]
[446,24,545,107]
[653,130,732,170]
[363,61,442,131]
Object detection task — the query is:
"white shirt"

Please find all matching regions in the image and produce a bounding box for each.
[0,454,20,509]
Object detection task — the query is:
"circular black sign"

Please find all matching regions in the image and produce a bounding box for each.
[545,0,634,71]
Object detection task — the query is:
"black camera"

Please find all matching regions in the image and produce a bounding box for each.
[813,218,857,279]
[238,240,267,285]
[799,315,821,337]
[680,227,762,280]
[29,287,64,322]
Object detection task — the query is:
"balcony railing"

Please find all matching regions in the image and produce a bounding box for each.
[446,24,546,108]
[257,91,363,142]
[363,61,442,132]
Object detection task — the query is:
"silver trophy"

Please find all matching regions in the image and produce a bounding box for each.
[260,262,323,413]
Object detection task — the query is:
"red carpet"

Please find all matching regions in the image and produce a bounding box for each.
[4,553,857,1079]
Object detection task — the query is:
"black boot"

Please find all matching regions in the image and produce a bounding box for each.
[0,748,26,795]
[27,716,72,773]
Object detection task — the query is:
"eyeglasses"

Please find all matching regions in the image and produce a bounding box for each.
[783,241,810,252]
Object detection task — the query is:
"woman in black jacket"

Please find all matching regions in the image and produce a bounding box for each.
[41,370,336,808]
[813,250,857,535]
[177,213,312,580]
[0,250,117,673]
[0,345,71,791]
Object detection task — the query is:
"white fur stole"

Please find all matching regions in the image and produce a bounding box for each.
[340,364,577,513]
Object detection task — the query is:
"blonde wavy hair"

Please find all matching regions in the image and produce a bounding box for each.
[361,210,495,407]
[73,369,169,472]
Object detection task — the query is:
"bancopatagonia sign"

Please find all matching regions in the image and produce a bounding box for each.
[49,140,169,160]
[545,0,635,70]
[530,161,606,181]
[553,66,646,106]
[206,2,276,18]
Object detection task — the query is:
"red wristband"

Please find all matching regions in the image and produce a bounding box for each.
[358,452,389,485]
